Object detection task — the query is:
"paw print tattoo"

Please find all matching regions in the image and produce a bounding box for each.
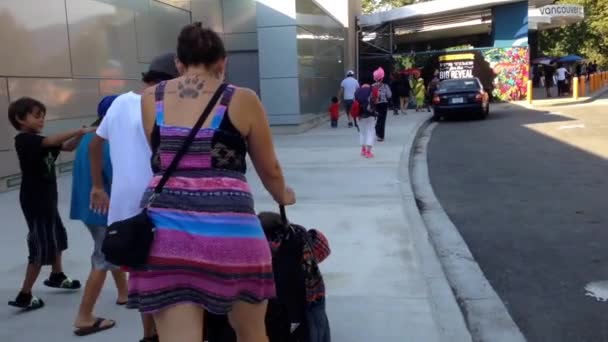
[178,76,206,98]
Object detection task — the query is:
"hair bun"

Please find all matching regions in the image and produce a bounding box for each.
[177,23,226,68]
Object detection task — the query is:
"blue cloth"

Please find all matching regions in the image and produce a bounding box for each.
[98,95,119,117]
[70,133,112,226]
[306,301,331,342]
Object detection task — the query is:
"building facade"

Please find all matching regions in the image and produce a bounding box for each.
[358,0,530,102]
[0,0,360,190]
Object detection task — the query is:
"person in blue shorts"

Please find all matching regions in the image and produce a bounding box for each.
[71,95,128,336]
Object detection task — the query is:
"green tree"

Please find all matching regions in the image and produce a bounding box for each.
[362,0,417,14]
[539,0,608,67]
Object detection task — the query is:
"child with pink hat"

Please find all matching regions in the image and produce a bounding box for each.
[369,67,392,142]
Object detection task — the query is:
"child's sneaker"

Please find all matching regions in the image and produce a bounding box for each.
[365,150,375,158]
[360,147,366,156]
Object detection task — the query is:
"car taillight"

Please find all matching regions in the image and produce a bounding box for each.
[475,93,483,102]
[433,96,440,104]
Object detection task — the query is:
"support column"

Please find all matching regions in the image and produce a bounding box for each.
[529,30,539,61]
[255,0,301,126]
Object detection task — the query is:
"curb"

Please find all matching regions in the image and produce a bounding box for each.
[523,87,608,109]
[410,121,526,342]
[397,113,473,342]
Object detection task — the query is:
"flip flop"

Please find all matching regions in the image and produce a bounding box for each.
[74,317,116,336]
[116,300,127,306]
[44,277,81,290]
[8,296,44,311]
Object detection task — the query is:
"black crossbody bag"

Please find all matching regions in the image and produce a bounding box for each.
[102,84,228,268]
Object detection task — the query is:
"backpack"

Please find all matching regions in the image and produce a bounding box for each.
[354,87,373,118]
[350,100,360,119]
[367,84,381,113]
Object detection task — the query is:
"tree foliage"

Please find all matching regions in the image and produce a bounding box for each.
[539,0,608,67]
[362,0,417,14]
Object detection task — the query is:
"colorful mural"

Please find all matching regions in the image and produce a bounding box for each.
[482,47,529,101]
[389,47,529,102]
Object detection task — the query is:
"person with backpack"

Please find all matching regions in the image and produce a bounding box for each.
[370,67,392,142]
[354,84,376,158]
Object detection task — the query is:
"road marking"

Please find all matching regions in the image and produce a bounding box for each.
[585,281,608,302]
[558,124,585,130]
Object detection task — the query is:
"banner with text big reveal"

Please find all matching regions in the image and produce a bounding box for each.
[432,47,529,101]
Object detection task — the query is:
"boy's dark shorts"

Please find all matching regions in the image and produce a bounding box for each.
[24,209,68,266]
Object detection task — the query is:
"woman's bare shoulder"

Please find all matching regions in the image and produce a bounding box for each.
[232,86,258,100]
[227,86,264,135]
[231,86,262,109]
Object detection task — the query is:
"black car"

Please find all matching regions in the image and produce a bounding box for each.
[431,77,490,121]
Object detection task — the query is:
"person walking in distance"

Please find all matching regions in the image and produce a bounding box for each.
[339,70,360,127]
[71,95,128,336]
[389,73,400,115]
[544,65,554,98]
[371,67,392,142]
[89,52,182,342]
[396,73,411,114]
[414,78,427,112]
[355,84,376,158]
[328,97,340,128]
[7,98,87,311]
[427,72,440,111]
[116,22,295,342]
[556,64,569,97]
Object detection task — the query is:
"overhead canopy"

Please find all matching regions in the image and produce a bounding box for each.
[528,4,585,30]
[358,0,524,28]
[357,0,581,32]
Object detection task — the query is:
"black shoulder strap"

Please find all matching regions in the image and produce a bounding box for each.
[153,83,228,195]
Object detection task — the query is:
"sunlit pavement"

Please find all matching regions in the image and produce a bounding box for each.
[0,112,448,342]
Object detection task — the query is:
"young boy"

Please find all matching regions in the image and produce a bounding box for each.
[329,97,340,128]
[258,211,331,341]
[71,95,127,336]
[7,97,93,311]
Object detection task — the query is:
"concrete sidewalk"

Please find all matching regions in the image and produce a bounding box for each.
[520,85,608,108]
[0,112,466,342]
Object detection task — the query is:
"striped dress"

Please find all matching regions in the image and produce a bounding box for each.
[127,82,276,314]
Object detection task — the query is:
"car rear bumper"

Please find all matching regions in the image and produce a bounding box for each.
[433,103,484,115]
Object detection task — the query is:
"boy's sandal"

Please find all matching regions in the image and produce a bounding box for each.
[44,277,81,290]
[8,296,45,311]
[74,318,116,336]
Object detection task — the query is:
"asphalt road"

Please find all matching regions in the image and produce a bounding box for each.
[427,98,608,342]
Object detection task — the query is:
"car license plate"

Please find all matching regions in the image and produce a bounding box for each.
[451,97,464,104]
